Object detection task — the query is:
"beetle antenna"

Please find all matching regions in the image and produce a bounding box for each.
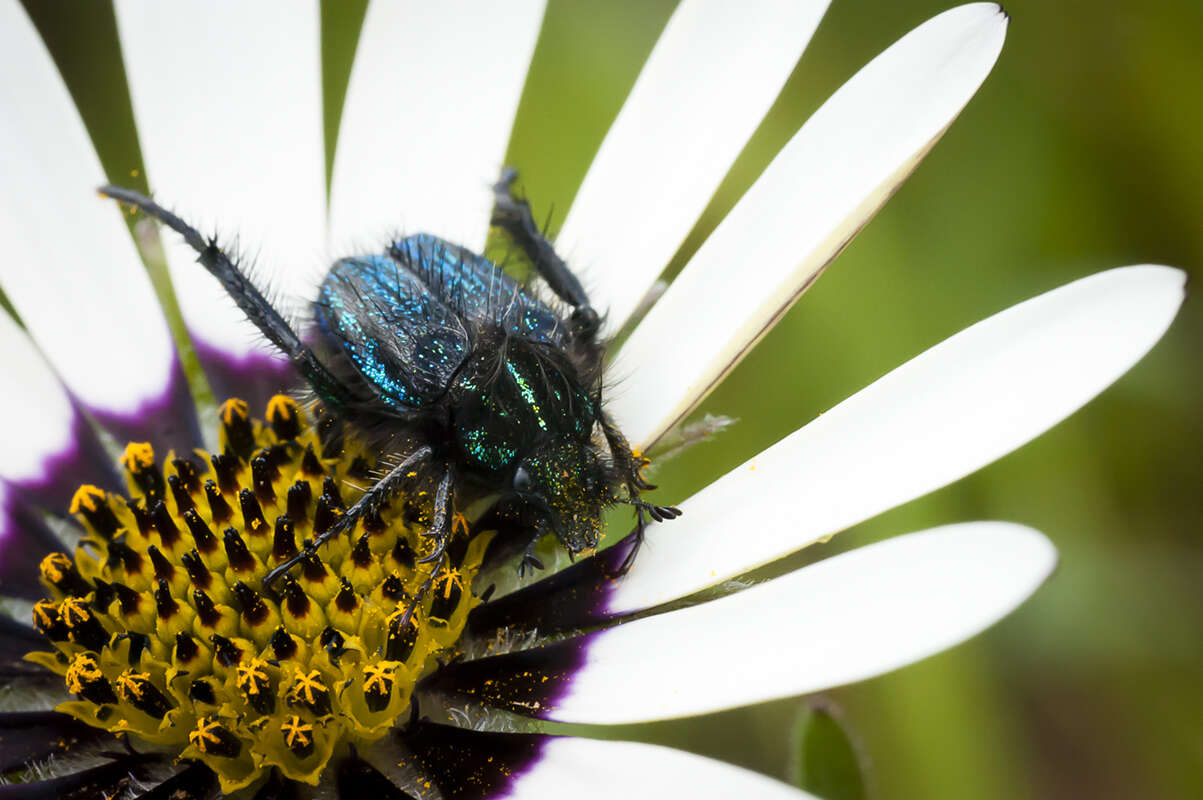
[98,185,357,411]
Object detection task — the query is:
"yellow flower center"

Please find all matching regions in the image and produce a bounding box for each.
[27,396,491,793]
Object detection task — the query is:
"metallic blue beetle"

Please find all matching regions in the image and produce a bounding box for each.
[101,171,677,605]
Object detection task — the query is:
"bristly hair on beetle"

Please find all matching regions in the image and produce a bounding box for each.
[99,169,679,619]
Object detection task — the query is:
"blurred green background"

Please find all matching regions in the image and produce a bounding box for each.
[24,1,1202,797]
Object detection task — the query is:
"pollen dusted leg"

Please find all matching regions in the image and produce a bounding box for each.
[597,409,682,576]
[397,464,458,625]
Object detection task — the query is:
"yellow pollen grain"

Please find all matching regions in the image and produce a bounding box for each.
[116,671,148,700]
[292,670,326,705]
[265,394,296,422]
[65,653,103,694]
[435,569,463,600]
[363,663,393,694]
[60,597,89,626]
[236,659,270,694]
[190,718,224,751]
[120,442,155,472]
[219,398,250,425]
[32,600,56,628]
[280,716,313,748]
[40,553,71,583]
[69,484,106,514]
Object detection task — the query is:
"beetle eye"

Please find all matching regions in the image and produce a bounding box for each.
[513,466,532,493]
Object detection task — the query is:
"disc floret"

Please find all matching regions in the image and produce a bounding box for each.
[27,396,491,793]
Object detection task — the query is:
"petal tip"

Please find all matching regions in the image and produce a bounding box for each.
[944,2,1010,63]
[991,521,1058,586]
[1100,263,1188,322]
[950,521,1058,612]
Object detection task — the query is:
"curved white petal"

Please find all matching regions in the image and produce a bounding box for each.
[115,1,325,362]
[611,3,1009,446]
[557,0,829,330]
[550,523,1054,723]
[0,3,177,417]
[0,313,75,485]
[609,266,1184,616]
[510,737,816,799]
[329,1,545,255]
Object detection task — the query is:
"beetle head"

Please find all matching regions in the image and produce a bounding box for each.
[513,441,614,555]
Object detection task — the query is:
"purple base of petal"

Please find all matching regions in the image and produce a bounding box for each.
[420,629,595,723]
[467,533,637,640]
[0,487,71,599]
[89,359,201,454]
[437,536,656,725]
[193,337,298,411]
[16,410,121,512]
[2,409,121,600]
[396,721,549,800]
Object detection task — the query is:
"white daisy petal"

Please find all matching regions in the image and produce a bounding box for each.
[610,2,1009,447]
[0,3,188,443]
[555,0,830,330]
[505,737,815,799]
[329,0,546,254]
[607,264,1183,616]
[0,311,119,510]
[466,266,1183,637]
[437,523,1054,724]
[114,1,323,393]
[0,313,77,487]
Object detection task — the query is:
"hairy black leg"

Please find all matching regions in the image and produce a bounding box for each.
[597,409,682,577]
[622,504,650,576]
[397,466,457,626]
[98,185,357,410]
[597,408,655,493]
[417,466,455,566]
[490,168,601,341]
[262,445,434,591]
[516,536,545,578]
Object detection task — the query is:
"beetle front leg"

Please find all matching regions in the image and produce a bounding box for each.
[392,465,458,625]
[516,536,545,578]
[597,409,682,577]
[417,465,456,566]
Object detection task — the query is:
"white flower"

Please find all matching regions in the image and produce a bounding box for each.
[0,2,1183,798]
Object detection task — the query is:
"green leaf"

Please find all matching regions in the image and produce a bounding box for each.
[791,700,869,800]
